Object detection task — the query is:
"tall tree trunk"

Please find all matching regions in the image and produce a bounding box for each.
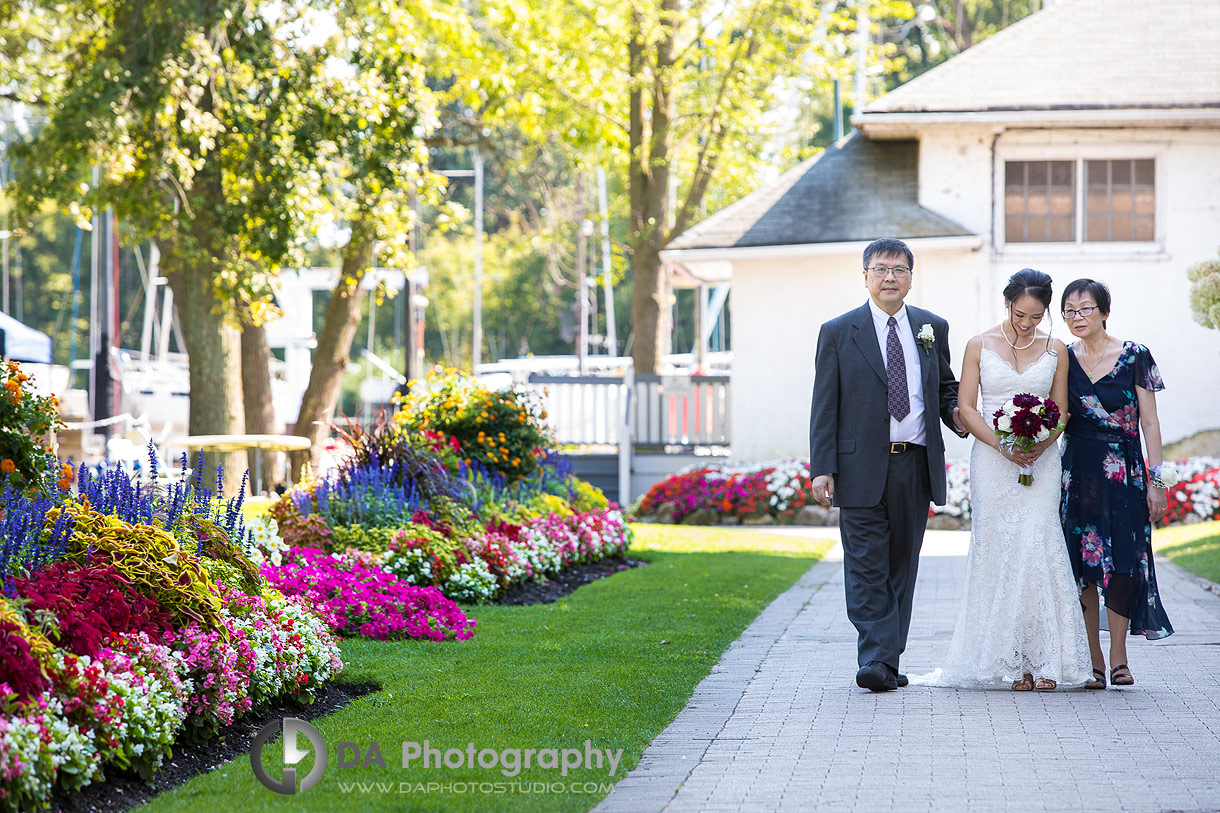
[629,239,667,374]
[627,0,679,375]
[162,239,248,495]
[241,321,282,493]
[288,212,374,478]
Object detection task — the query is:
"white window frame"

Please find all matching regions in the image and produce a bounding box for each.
[995,143,1167,261]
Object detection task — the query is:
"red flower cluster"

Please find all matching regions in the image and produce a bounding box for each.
[0,620,50,701]
[638,464,812,522]
[485,518,524,544]
[15,561,176,658]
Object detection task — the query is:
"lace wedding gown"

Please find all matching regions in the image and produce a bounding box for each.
[915,348,1091,688]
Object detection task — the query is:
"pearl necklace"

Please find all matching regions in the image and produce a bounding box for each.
[1002,322,1036,351]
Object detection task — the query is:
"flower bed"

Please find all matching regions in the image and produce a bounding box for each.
[261,370,634,606]
[633,455,1220,530]
[0,365,361,808]
[634,459,816,525]
[0,460,349,809]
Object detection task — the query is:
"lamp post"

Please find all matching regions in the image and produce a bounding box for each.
[577,218,594,374]
[428,158,485,375]
[472,151,484,372]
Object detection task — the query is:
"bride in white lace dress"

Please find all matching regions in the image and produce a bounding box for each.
[917,270,1091,690]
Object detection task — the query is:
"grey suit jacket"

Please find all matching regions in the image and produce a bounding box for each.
[808,302,961,507]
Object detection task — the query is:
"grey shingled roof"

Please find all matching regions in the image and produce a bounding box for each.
[666,133,973,251]
[863,0,1220,114]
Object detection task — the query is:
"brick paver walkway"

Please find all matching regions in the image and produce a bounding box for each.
[597,530,1220,812]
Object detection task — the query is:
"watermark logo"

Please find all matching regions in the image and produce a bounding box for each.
[251,717,328,795]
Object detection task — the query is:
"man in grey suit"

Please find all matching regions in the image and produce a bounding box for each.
[809,238,964,692]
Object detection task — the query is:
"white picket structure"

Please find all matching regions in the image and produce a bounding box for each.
[523,373,730,448]
[519,371,731,506]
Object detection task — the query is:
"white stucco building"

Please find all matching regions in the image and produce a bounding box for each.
[661,0,1220,462]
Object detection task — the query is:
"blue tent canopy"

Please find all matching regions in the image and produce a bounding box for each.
[0,312,53,364]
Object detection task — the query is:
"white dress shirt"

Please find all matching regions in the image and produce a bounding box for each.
[868,298,927,445]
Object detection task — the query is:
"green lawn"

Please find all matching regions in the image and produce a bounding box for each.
[143,525,835,812]
[1153,520,1220,584]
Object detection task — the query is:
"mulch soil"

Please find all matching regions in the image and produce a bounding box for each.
[494,554,648,605]
[48,555,646,811]
[49,680,380,813]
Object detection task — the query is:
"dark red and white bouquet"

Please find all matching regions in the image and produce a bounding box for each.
[993,393,1062,486]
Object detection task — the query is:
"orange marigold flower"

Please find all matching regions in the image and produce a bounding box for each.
[57,477,73,491]
[3,380,18,392]
[0,459,15,474]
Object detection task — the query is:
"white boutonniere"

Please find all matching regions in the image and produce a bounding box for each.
[917,323,935,356]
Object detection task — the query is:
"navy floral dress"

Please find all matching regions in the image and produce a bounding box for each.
[1060,341,1173,639]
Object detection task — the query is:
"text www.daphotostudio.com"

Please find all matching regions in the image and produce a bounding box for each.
[338,780,617,795]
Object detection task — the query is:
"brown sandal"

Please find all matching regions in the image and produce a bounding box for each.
[1034,677,1057,691]
[1012,673,1033,691]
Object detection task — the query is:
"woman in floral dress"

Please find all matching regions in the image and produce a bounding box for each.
[1060,279,1174,690]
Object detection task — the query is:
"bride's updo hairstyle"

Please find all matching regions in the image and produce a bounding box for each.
[1002,268,1054,350]
[1002,268,1054,310]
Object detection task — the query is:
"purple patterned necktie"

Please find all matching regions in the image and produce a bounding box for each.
[886,316,910,421]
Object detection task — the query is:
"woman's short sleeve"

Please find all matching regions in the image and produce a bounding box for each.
[1134,343,1164,392]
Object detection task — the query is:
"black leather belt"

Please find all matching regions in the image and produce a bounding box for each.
[889,442,925,454]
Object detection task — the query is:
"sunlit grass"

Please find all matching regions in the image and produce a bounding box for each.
[143,525,831,812]
[1153,520,1220,584]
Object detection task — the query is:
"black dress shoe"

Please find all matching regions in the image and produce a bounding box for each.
[896,673,909,687]
[856,661,897,691]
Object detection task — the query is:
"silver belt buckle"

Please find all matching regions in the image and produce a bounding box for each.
[890,442,908,454]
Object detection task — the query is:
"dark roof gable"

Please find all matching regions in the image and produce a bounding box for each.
[667,133,972,251]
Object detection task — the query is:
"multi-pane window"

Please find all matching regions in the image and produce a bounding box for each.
[1005,160,1075,243]
[1085,159,1155,242]
[1003,158,1155,244]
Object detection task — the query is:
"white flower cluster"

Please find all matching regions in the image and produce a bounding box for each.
[515,526,567,577]
[0,674,113,804]
[244,516,288,567]
[764,460,813,510]
[383,547,435,585]
[445,558,500,603]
